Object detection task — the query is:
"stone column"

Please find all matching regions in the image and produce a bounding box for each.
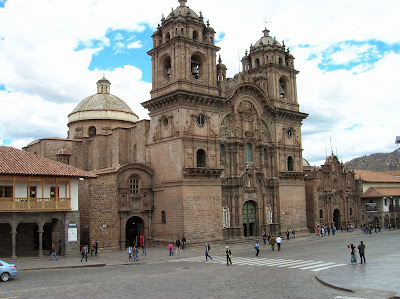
[11,229,17,259]
[38,230,44,257]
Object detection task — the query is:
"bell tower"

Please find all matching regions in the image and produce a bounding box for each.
[142,0,224,244]
[147,0,221,99]
[241,28,299,112]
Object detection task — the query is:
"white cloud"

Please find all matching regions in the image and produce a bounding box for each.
[329,43,377,65]
[127,41,143,49]
[1,0,400,165]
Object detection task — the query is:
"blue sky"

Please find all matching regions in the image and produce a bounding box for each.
[84,27,154,82]
[1,0,400,166]
[317,40,400,74]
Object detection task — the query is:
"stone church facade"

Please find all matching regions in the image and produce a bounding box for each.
[304,155,362,232]
[24,0,310,250]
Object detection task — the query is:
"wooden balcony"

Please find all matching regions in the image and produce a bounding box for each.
[0,197,71,212]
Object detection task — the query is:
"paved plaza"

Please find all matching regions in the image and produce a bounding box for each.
[1,230,399,299]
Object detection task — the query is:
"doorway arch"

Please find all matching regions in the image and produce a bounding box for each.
[333,209,341,228]
[243,201,257,237]
[126,216,144,247]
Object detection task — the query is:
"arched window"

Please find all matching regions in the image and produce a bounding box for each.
[349,207,353,216]
[164,56,171,79]
[161,211,166,224]
[191,54,202,79]
[320,209,323,218]
[88,126,96,137]
[165,32,170,41]
[129,177,139,195]
[220,144,225,158]
[197,149,206,167]
[279,77,287,97]
[255,58,260,68]
[287,156,294,171]
[193,30,198,40]
[245,143,252,163]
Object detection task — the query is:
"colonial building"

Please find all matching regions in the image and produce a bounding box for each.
[0,146,95,258]
[304,155,362,232]
[23,0,310,251]
[355,170,400,229]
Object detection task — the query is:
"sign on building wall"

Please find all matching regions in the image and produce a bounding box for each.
[366,203,377,212]
[68,222,77,242]
[68,228,77,241]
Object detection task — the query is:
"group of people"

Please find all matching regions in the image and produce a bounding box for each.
[348,241,366,264]
[316,225,337,238]
[127,242,147,261]
[79,241,99,262]
[167,237,187,256]
[261,231,283,251]
[204,241,232,266]
[285,229,296,240]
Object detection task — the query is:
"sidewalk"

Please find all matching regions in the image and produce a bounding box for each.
[4,231,400,298]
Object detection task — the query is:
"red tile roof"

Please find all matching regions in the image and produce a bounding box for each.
[0,146,96,178]
[354,169,400,183]
[363,187,400,198]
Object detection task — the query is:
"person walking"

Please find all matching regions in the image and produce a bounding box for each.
[81,245,88,262]
[49,242,59,261]
[94,242,98,256]
[225,246,232,266]
[291,229,296,239]
[269,236,276,251]
[255,241,260,256]
[57,240,62,256]
[133,245,139,261]
[181,236,186,250]
[175,238,181,253]
[276,235,282,251]
[142,242,147,256]
[205,241,212,261]
[168,242,174,256]
[321,227,325,238]
[262,231,267,244]
[286,230,290,240]
[127,245,133,261]
[358,241,366,264]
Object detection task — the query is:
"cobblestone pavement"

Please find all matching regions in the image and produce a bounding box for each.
[1,230,399,298]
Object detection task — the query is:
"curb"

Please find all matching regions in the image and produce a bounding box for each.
[315,275,354,293]
[19,263,106,272]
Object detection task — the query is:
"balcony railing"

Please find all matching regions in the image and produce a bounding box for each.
[0,197,71,211]
[389,205,400,212]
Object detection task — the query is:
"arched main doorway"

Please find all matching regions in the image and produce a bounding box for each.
[243,201,257,237]
[126,216,144,247]
[333,209,341,228]
[384,214,389,227]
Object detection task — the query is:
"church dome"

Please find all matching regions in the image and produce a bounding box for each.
[253,28,281,48]
[166,0,200,20]
[68,76,138,124]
